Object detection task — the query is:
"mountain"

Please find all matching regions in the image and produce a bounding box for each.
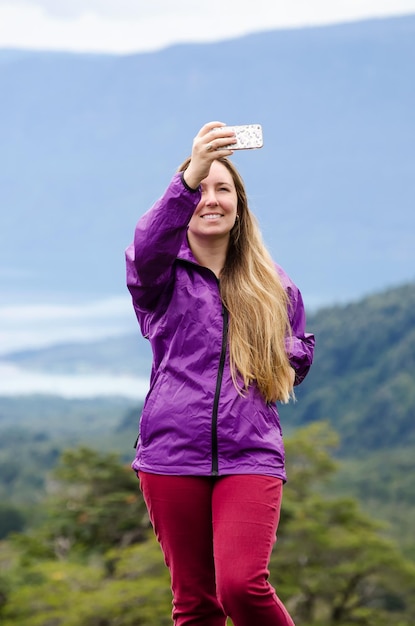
[280,280,415,454]
[4,332,152,377]
[3,279,415,458]
[1,15,414,309]
[1,280,415,549]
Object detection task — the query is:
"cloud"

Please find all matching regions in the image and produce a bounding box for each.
[6,0,415,22]
[1,0,141,19]
[0,297,131,322]
[1,1,415,54]
[0,294,145,395]
[0,0,195,20]
[0,362,148,398]
[0,296,136,354]
[0,295,147,397]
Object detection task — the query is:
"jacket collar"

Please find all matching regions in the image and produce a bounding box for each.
[177,234,199,265]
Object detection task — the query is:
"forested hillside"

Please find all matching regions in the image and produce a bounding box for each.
[5,280,415,459]
[279,281,415,552]
[282,281,415,451]
[1,426,415,626]
[1,281,415,555]
[1,283,415,623]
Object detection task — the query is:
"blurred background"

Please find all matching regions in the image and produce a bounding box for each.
[1,0,415,391]
[1,2,415,625]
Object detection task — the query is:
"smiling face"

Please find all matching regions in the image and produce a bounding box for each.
[187,160,238,243]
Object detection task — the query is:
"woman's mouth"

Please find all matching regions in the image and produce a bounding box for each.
[201,213,222,220]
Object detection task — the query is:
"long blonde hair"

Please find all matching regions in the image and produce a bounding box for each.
[179,157,294,404]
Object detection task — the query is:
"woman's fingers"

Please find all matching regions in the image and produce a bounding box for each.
[198,121,226,137]
[183,122,236,189]
[194,123,236,155]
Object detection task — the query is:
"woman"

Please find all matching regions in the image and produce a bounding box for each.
[126,121,315,626]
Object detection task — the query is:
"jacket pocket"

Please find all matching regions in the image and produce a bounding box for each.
[139,370,168,447]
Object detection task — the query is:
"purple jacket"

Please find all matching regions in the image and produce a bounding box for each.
[126,173,315,481]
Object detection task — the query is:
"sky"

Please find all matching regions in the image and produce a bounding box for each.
[1,0,415,397]
[1,0,415,54]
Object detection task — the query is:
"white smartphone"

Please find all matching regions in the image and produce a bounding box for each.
[224,124,263,150]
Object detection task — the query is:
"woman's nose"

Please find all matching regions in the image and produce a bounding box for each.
[204,189,218,205]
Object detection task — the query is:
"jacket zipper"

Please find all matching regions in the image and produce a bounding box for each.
[211,304,229,475]
[179,259,229,476]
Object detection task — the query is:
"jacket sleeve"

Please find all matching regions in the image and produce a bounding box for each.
[277,267,315,386]
[125,172,200,314]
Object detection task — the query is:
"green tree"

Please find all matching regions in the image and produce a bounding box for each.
[0,540,172,626]
[42,446,150,556]
[0,504,26,539]
[271,422,415,625]
[2,428,415,626]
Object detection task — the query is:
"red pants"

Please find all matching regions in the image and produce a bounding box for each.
[139,472,295,626]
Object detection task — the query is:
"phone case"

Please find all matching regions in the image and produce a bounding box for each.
[224,124,263,150]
